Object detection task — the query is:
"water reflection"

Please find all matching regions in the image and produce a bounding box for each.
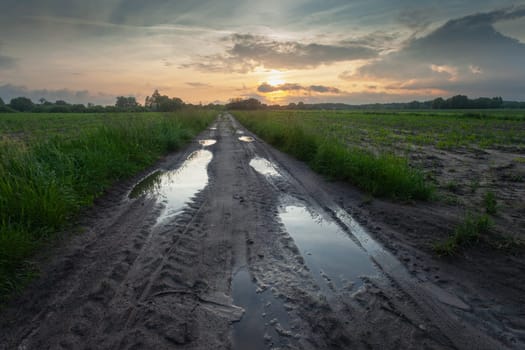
[232,268,292,350]
[199,139,217,147]
[129,150,212,225]
[280,204,379,296]
[249,157,281,177]
[238,136,255,143]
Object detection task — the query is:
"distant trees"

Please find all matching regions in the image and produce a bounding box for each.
[430,95,503,109]
[144,89,184,112]
[0,97,13,112]
[115,96,139,110]
[1,91,523,114]
[226,98,264,110]
[9,97,34,112]
[0,91,192,113]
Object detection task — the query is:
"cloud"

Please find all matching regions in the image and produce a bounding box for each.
[344,6,525,99]
[0,84,116,105]
[186,82,211,87]
[186,33,378,73]
[0,44,16,70]
[257,82,342,94]
[0,54,15,69]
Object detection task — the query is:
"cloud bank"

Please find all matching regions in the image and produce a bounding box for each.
[187,34,378,73]
[258,82,342,94]
[344,6,525,99]
[0,84,117,105]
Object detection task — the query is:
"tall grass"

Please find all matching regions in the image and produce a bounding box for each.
[0,111,214,302]
[234,111,433,200]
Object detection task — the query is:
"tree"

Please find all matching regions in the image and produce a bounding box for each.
[0,97,4,106]
[144,90,184,111]
[448,95,469,108]
[9,97,34,112]
[226,98,264,110]
[115,96,139,110]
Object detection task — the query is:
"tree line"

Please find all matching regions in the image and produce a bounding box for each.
[2,92,524,113]
[0,90,221,113]
[225,95,525,110]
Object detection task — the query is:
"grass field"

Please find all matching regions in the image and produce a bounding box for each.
[234,110,525,254]
[0,111,215,302]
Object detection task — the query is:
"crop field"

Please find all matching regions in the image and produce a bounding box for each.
[0,111,215,301]
[235,110,525,254]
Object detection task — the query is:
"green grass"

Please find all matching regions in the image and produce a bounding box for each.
[237,110,525,154]
[433,214,492,256]
[234,111,433,200]
[483,191,498,215]
[0,111,215,303]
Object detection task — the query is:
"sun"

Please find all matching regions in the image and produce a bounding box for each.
[266,70,285,86]
[268,77,285,86]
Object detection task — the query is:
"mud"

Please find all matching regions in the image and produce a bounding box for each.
[0,114,520,349]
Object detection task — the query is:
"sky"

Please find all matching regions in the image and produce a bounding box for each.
[1,0,524,105]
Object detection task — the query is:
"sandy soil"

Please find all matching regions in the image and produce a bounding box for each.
[0,114,521,349]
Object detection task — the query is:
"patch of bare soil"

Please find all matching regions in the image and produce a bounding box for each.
[0,114,520,349]
[329,145,525,348]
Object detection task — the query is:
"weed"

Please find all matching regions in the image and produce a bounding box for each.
[433,214,492,256]
[483,191,498,215]
[445,180,460,193]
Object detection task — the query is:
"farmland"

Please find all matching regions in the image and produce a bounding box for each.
[234,110,525,254]
[0,111,215,301]
[0,111,524,348]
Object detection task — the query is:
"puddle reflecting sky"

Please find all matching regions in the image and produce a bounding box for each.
[129,150,212,225]
[199,139,217,147]
[249,157,281,177]
[232,268,292,350]
[238,136,254,143]
[280,205,379,294]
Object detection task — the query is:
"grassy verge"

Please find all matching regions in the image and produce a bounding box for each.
[234,111,433,200]
[0,111,215,302]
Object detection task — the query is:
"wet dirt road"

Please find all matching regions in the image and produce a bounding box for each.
[0,114,512,349]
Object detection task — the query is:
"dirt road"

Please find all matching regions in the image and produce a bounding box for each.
[0,114,517,349]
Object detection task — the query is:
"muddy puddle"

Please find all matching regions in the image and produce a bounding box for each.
[249,157,280,177]
[232,268,294,349]
[129,149,213,225]
[280,203,379,295]
[238,136,255,143]
[250,156,380,296]
[199,139,217,147]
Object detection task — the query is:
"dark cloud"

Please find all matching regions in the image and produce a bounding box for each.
[398,8,435,32]
[257,82,342,94]
[0,84,116,105]
[186,34,378,73]
[345,6,525,99]
[340,31,400,50]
